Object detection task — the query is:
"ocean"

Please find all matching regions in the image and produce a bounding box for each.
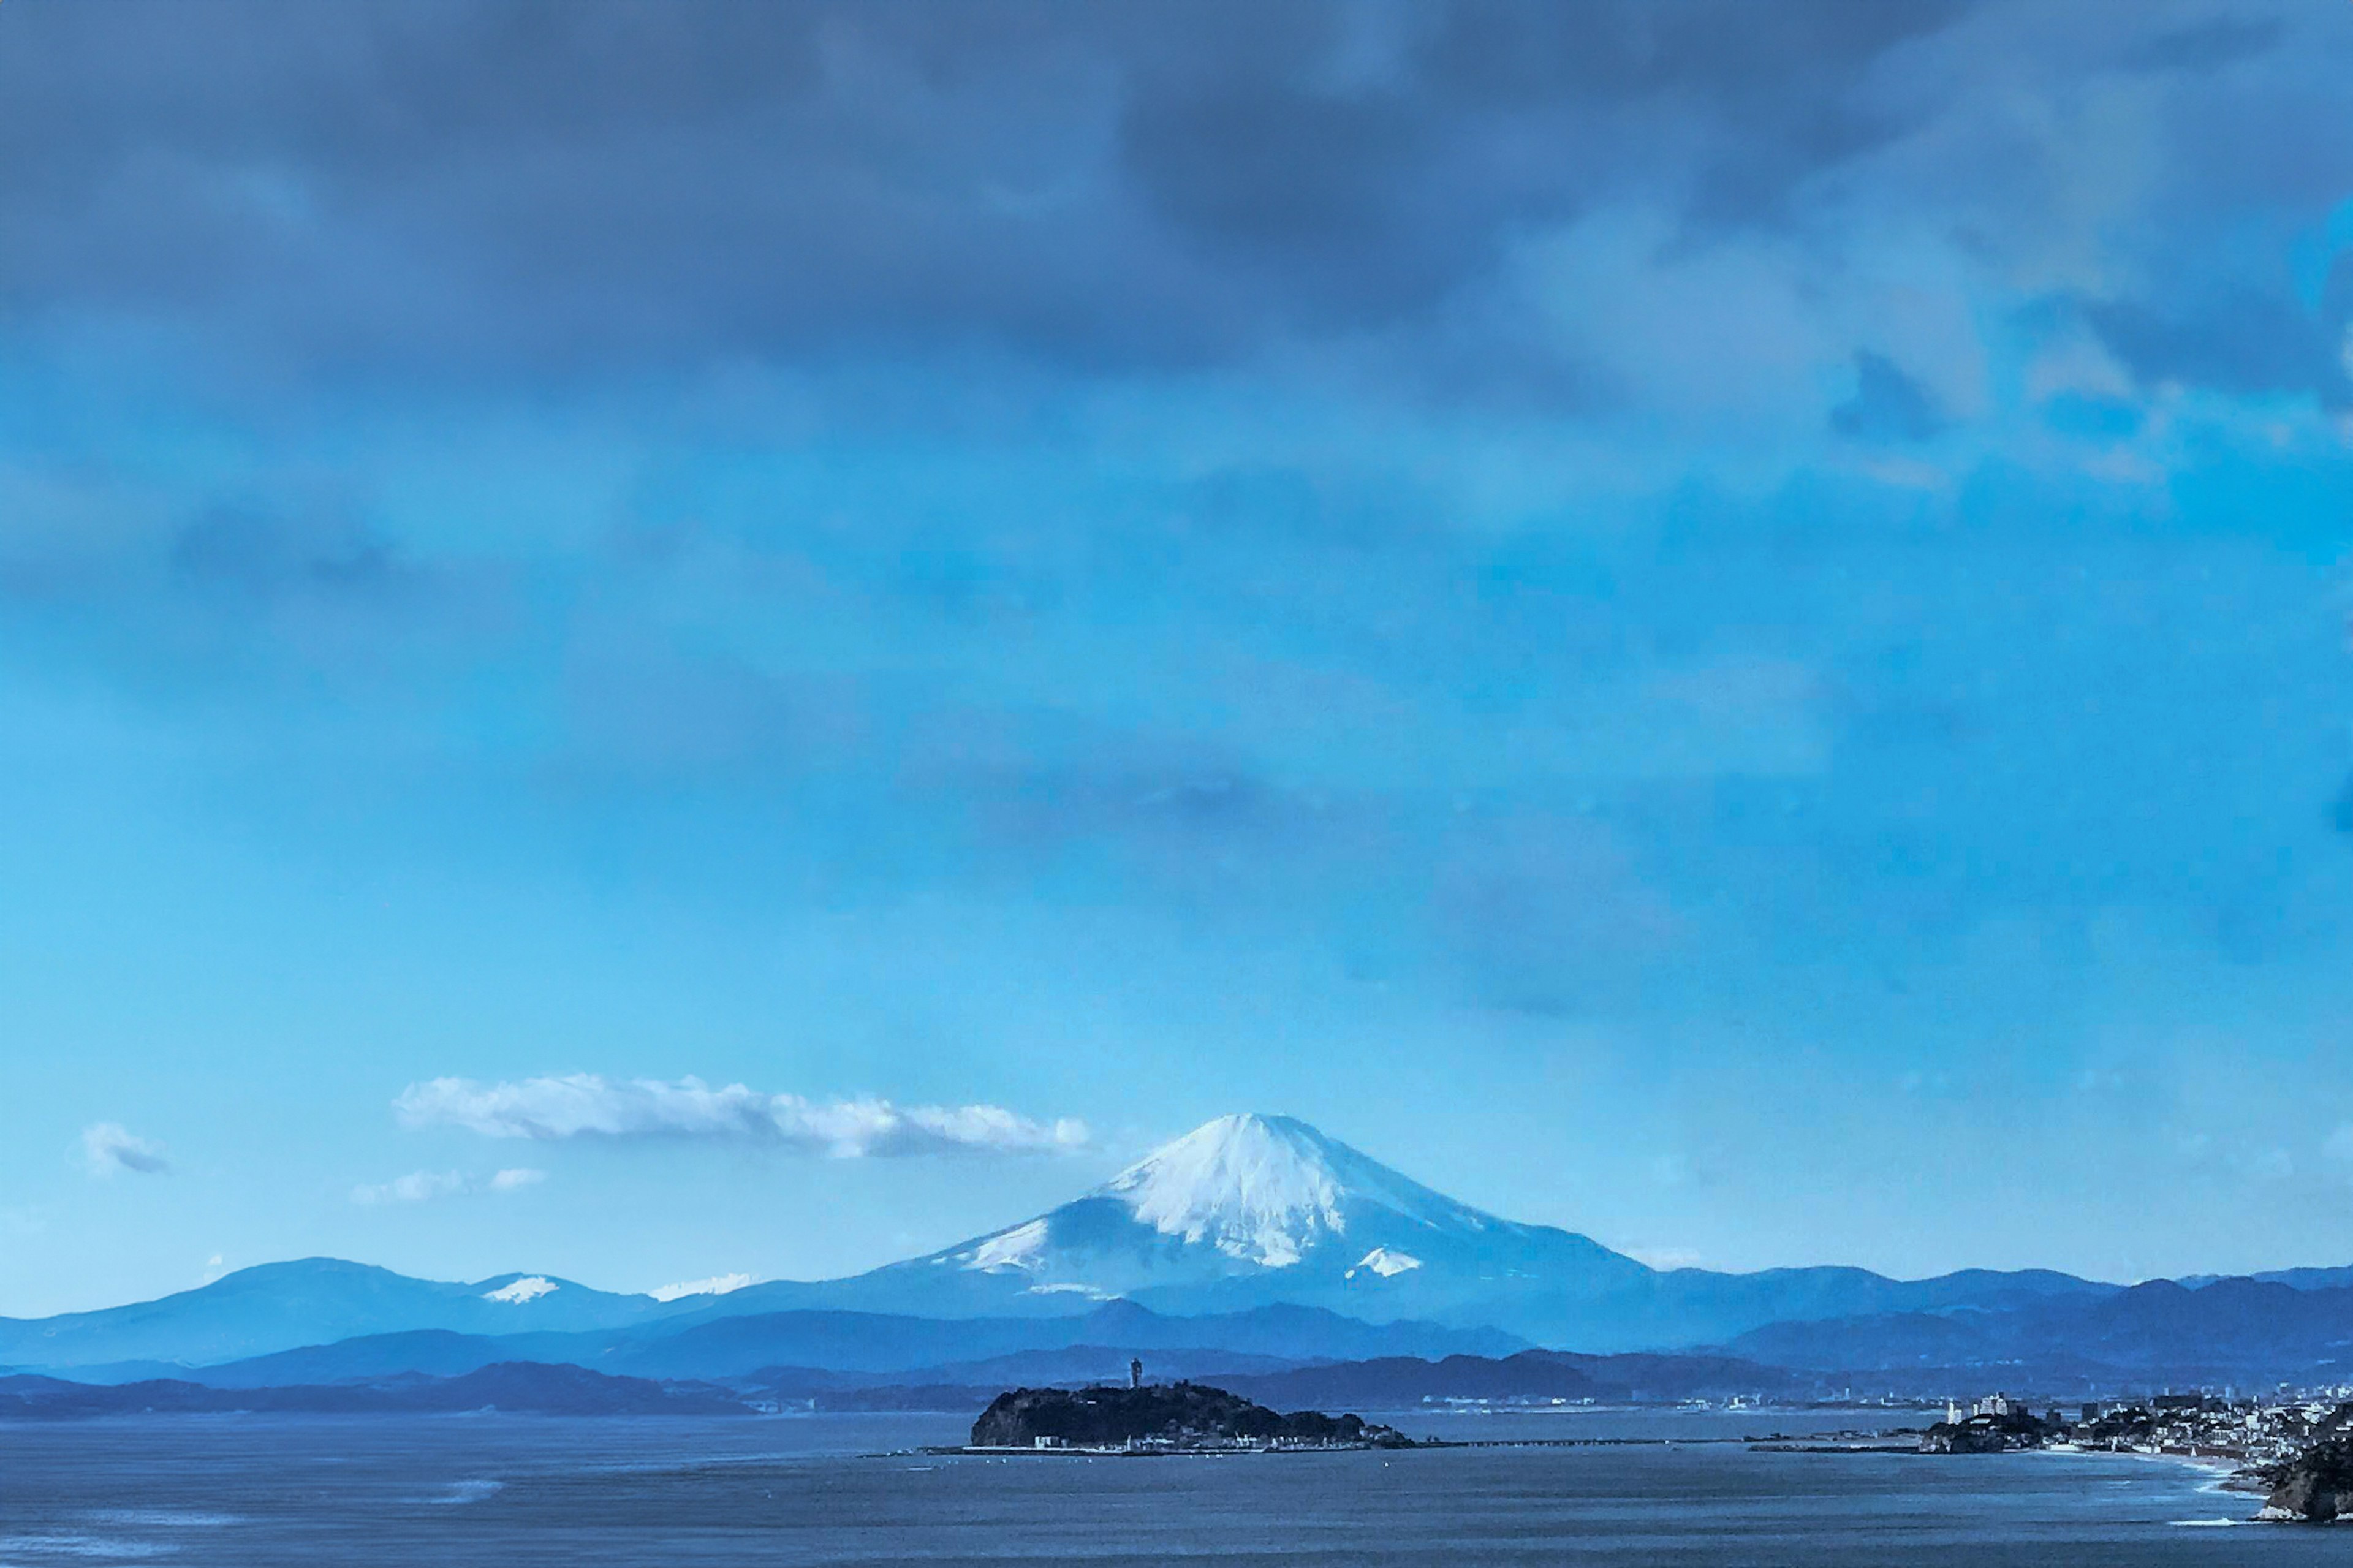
[0,1408,2332,1564]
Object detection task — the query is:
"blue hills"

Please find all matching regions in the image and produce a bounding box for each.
[0,1257,698,1371]
[26,1297,1531,1387]
[1729,1275,2353,1385]
[0,1363,745,1418]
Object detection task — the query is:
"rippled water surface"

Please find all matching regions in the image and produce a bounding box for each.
[0,1409,2333,1564]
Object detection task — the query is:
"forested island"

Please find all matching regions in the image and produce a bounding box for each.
[969,1381,1412,1452]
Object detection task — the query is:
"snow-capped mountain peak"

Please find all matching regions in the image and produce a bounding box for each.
[1099,1113,1349,1267]
[1074,1112,1504,1270]
[855,1112,1653,1325]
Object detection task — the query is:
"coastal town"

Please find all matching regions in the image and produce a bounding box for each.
[958,1360,2353,1521]
[1919,1386,2353,1466]
[1914,1387,2353,1521]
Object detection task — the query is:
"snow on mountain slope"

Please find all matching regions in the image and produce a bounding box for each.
[1350,1247,1422,1278]
[483,1276,559,1304]
[833,1113,1653,1328]
[1097,1113,1490,1267]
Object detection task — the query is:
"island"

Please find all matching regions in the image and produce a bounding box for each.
[969,1380,1413,1453]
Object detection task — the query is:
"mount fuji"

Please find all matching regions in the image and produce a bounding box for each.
[721,1112,2110,1347]
[892,1112,1651,1312]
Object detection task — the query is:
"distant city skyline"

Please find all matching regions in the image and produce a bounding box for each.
[6,0,2353,1318]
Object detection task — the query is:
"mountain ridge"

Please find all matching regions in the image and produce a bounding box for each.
[781,1113,2127,1348]
[24,1298,1528,1386]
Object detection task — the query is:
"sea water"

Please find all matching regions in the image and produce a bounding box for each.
[0,1409,2333,1565]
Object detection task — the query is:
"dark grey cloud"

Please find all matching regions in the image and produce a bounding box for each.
[1430,811,1676,1015]
[2084,270,2353,412]
[0,0,2346,426]
[0,0,1968,380]
[0,465,513,709]
[2123,16,2283,74]
[171,509,411,603]
[1831,351,1944,443]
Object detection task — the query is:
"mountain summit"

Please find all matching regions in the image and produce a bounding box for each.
[832,1112,1652,1327]
[1085,1112,1498,1270]
[778,1113,2108,1346]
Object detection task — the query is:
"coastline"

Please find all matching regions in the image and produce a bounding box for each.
[2038,1444,2245,1482]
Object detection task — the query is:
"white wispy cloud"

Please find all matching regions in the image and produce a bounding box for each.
[392,1075,1088,1157]
[351,1167,548,1205]
[648,1272,755,1303]
[81,1122,169,1177]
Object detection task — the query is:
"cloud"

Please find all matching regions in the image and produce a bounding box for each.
[648,1272,755,1303]
[350,1167,547,1205]
[0,0,1967,380]
[80,1122,169,1176]
[2123,16,2284,74]
[393,1075,1089,1156]
[0,0,2345,436]
[2246,1146,2296,1182]
[351,1170,464,1205]
[1831,350,1945,443]
[2084,284,2353,411]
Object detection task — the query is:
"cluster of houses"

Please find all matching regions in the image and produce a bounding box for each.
[1923,1387,2353,1463]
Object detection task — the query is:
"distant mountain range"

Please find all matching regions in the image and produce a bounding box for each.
[0,1362,745,1419]
[44,1298,1523,1388]
[1730,1276,2353,1386]
[5,1112,2352,1399]
[0,1348,1831,1422]
[678,1114,2120,1348]
[0,1256,699,1370]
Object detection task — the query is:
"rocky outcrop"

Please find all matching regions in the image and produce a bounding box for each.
[970,1381,1409,1449]
[2259,1437,2353,1521]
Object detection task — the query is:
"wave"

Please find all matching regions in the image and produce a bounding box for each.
[0,1534,182,1559]
[424,1479,506,1507]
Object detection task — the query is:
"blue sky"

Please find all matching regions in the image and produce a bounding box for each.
[6,0,2353,1316]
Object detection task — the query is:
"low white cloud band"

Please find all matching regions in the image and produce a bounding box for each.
[351,1167,547,1205]
[393,1075,1088,1157]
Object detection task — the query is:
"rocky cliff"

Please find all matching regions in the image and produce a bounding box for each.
[2260,1437,2353,1521]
